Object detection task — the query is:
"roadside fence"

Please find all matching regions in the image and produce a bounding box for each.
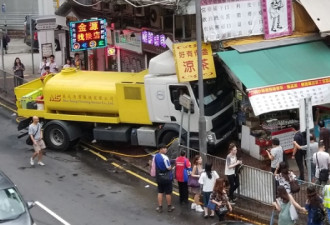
[0,69,27,103]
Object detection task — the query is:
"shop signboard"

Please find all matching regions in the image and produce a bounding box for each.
[201,0,264,42]
[141,30,168,54]
[70,19,107,52]
[114,30,142,54]
[271,128,295,153]
[173,41,216,82]
[261,0,293,39]
[248,77,330,116]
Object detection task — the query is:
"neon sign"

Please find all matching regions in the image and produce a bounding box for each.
[70,19,107,51]
[141,31,166,48]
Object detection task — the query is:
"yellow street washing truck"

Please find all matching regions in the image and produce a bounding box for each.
[15,51,236,151]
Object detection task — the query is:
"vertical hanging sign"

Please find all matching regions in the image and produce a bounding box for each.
[261,0,293,39]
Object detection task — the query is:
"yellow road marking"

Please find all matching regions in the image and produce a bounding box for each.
[0,101,17,113]
[88,150,108,161]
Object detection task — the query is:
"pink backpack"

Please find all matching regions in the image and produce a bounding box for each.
[150,156,156,177]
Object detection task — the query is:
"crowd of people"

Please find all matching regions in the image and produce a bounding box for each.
[151,143,241,221]
[151,120,330,224]
[12,53,84,87]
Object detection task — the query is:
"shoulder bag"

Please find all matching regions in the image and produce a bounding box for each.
[316,153,329,182]
[155,154,172,183]
[289,174,300,194]
[313,206,326,223]
[26,124,39,146]
[188,167,200,188]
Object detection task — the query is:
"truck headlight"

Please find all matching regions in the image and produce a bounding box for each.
[207,132,216,144]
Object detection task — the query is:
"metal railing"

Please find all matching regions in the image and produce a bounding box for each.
[0,69,27,103]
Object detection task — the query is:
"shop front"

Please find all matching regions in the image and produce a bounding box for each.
[114,29,145,72]
[218,41,330,160]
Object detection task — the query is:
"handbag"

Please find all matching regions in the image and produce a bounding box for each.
[188,176,200,187]
[26,124,39,146]
[217,205,228,215]
[289,202,298,221]
[316,153,329,182]
[235,164,243,174]
[313,207,325,223]
[289,179,300,194]
[156,170,172,183]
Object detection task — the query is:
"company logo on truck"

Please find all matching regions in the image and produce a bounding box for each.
[50,94,61,102]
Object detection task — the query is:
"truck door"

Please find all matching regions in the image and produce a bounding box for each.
[168,85,199,131]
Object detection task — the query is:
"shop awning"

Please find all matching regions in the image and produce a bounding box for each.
[217,41,330,115]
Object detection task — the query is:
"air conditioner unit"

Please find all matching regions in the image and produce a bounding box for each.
[92,0,101,10]
[123,4,134,15]
[135,7,145,17]
[150,6,163,28]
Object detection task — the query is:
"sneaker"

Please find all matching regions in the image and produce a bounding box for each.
[229,200,236,205]
[195,205,204,212]
[156,206,163,213]
[38,161,45,166]
[191,203,196,210]
[167,205,175,212]
[30,158,34,166]
[232,197,238,202]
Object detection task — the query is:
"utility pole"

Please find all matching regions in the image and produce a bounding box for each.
[195,0,207,157]
[1,0,6,33]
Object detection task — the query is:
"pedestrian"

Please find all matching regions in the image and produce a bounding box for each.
[322,184,330,222]
[292,124,307,180]
[273,185,306,225]
[154,144,175,213]
[13,57,25,87]
[209,178,233,221]
[305,186,324,225]
[39,56,48,76]
[189,155,204,213]
[63,58,74,69]
[274,162,297,193]
[266,138,283,173]
[319,120,330,152]
[313,140,330,186]
[2,34,9,54]
[199,162,219,218]
[225,143,242,203]
[74,53,83,70]
[40,66,50,81]
[175,150,191,205]
[294,134,318,180]
[29,116,46,166]
[46,55,58,73]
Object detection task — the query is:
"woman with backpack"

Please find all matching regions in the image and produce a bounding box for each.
[198,162,219,218]
[306,186,325,225]
[209,178,233,221]
[273,186,306,225]
[274,162,297,193]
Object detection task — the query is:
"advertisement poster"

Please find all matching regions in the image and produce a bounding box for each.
[173,42,216,82]
[201,0,264,42]
[261,0,293,39]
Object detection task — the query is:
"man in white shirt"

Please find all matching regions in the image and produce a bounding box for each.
[313,141,330,185]
[46,55,58,73]
[266,138,283,173]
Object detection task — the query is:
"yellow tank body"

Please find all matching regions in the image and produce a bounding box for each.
[44,68,147,115]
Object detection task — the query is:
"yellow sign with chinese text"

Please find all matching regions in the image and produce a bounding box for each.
[173,41,216,82]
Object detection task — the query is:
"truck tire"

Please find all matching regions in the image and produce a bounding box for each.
[160,131,178,147]
[44,124,70,151]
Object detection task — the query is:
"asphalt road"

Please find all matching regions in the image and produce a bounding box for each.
[0,105,224,225]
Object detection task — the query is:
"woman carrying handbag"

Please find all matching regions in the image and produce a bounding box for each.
[189,155,204,212]
[209,178,232,221]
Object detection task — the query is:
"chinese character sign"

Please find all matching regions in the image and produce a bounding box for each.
[70,19,107,51]
[261,0,293,39]
[173,42,216,83]
[201,0,264,42]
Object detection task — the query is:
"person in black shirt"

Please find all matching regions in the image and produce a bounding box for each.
[291,124,306,181]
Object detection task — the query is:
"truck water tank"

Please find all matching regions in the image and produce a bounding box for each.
[43,69,122,114]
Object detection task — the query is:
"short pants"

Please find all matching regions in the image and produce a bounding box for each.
[33,139,46,152]
[157,182,173,195]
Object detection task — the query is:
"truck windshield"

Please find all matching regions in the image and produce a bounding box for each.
[191,76,233,117]
[0,188,26,221]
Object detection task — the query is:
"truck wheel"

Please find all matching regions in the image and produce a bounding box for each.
[44,124,70,151]
[161,131,178,147]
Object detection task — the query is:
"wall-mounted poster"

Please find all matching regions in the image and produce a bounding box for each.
[262,0,293,39]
